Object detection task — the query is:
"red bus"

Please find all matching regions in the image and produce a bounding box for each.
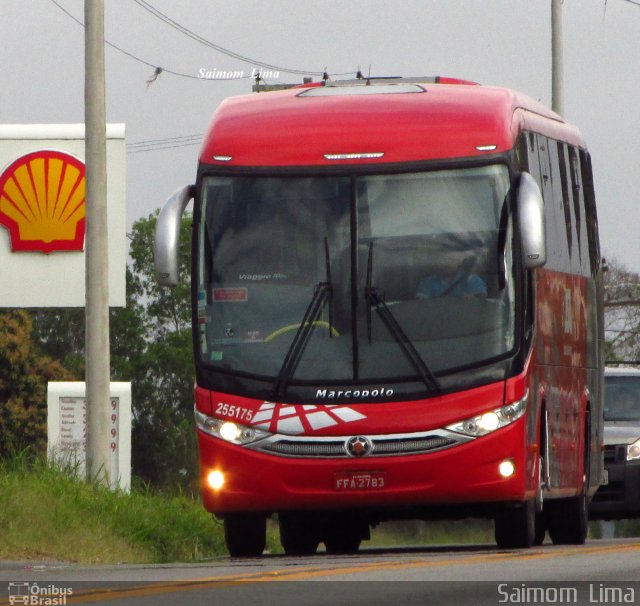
[154,76,604,555]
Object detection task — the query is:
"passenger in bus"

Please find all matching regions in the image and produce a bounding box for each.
[416,254,487,298]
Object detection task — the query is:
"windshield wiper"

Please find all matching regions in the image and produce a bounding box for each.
[365,243,441,394]
[272,238,333,400]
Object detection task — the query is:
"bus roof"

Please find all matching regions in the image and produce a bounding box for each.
[199,79,585,168]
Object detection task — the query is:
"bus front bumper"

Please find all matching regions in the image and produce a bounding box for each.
[197,417,535,515]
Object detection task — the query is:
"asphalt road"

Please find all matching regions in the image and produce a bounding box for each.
[2,540,639,606]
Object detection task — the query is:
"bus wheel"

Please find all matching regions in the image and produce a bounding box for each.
[547,492,588,545]
[548,411,590,545]
[494,500,535,549]
[279,512,320,556]
[533,511,546,546]
[323,516,366,555]
[533,437,547,546]
[223,513,266,557]
[324,533,361,555]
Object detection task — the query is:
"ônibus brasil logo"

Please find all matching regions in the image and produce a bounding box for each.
[8,582,73,605]
[0,150,86,253]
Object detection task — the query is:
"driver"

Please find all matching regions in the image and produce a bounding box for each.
[417,253,487,299]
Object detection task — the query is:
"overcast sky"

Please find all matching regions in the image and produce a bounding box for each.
[2,0,640,271]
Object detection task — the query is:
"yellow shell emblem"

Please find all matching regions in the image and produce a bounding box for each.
[0,150,86,253]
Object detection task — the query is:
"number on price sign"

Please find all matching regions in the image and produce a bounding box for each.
[110,398,119,480]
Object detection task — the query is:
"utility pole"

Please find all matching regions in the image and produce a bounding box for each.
[85,0,111,486]
[551,0,564,115]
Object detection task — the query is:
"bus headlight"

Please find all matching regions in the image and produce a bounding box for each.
[628,439,640,461]
[446,392,528,438]
[478,412,500,432]
[219,421,241,442]
[195,408,268,445]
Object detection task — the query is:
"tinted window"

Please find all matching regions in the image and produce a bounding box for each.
[605,375,640,421]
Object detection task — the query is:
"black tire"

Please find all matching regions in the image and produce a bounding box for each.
[495,500,536,549]
[223,513,266,557]
[533,424,548,546]
[279,512,320,556]
[533,511,546,546]
[323,522,363,555]
[547,491,588,545]
[547,410,590,545]
[324,534,362,555]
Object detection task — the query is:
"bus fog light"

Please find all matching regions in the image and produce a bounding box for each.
[499,460,515,478]
[219,421,241,442]
[207,470,225,490]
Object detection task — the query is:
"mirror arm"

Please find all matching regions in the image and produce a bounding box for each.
[154,184,195,286]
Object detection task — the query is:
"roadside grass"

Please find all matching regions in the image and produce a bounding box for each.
[0,451,495,564]
[0,452,229,564]
[5,452,626,564]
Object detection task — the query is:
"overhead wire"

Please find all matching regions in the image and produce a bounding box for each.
[48,0,354,81]
[129,0,355,78]
[127,134,203,154]
[48,0,251,80]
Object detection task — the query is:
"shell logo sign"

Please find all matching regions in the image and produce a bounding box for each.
[0,150,86,253]
[0,123,125,308]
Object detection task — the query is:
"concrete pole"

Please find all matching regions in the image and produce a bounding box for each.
[85,0,111,486]
[551,0,564,115]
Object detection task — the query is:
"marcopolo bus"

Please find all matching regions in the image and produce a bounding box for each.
[154,76,604,555]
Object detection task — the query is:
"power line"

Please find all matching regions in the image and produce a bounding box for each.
[48,0,249,81]
[620,0,640,6]
[128,141,202,153]
[126,134,203,153]
[130,0,354,78]
[127,134,202,147]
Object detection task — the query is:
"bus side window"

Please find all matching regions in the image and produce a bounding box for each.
[580,150,601,277]
[557,142,577,272]
[547,140,571,273]
[568,146,591,277]
[537,135,561,272]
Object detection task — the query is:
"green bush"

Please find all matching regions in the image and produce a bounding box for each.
[0,452,225,563]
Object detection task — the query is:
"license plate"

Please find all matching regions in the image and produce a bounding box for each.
[334,471,386,491]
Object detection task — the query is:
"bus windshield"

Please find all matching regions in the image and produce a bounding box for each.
[197,164,515,398]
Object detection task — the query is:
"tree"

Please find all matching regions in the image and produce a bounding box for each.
[128,210,191,338]
[603,257,640,361]
[29,211,197,490]
[125,211,196,489]
[0,310,72,457]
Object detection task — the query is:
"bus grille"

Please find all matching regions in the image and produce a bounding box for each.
[254,433,463,458]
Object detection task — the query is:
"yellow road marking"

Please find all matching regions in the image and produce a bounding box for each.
[2,542,638,604]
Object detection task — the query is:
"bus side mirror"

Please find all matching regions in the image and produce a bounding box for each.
[517,172,546,269]
[154,184,194,286]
